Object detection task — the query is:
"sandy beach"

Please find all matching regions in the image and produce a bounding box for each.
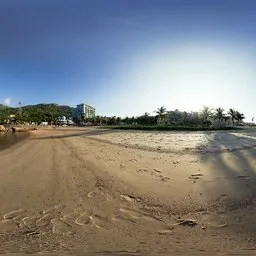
[1,126,256,254]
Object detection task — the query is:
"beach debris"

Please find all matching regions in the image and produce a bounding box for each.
[158,227,174,235]
[173,161,179,164]
[120,163,126,168]
[161,177,170,182]
[23,230,40,236]
[120,195,135,202]
[169,218,198,227]
[189,173,204,180]
[4,209,26,220]
[172,219,198,227]
[189,160,199,163]
[0,125,6,132]
[136,168,149,173]
[178,219,197,227]
[153,168,161,173]
[207,222,228,228]
[236,175,250,179]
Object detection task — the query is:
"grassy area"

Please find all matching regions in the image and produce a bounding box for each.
[103,124,243,131]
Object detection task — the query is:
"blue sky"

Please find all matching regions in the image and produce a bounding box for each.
[0,0,256,120]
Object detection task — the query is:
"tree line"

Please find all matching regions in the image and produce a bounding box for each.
[83,106,246,127]
[0,103,246,127]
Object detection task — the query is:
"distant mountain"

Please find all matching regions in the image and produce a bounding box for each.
[0,103,75,123]
[20,104,75,118]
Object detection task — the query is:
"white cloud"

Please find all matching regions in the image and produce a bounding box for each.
[4,98,11,106]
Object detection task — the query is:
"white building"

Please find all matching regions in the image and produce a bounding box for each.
[73,104,96,121]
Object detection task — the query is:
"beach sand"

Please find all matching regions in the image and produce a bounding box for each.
[0,126,256,254]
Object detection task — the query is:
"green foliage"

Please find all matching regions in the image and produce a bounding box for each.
[136,113,157,125]
[0,104,74,125]
[214,107,226,121]
[106,124,241,131]
[235,111,245,124]
[200,106,213,123]
[228,108,236,126]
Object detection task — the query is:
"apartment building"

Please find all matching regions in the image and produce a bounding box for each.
[73,103,96,121]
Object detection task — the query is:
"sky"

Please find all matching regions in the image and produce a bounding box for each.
[0,0,256,121]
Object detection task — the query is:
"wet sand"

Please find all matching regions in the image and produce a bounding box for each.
[0,132,29,151]
[0,127,256,255]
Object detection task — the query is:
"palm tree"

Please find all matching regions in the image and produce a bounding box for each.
[235,111,245,125]
[116,117,122,125]
[155,106,166,123]
[200,106,213,123]
[228,108,236,126]
[95,115,102,125]
[214,107,225,122]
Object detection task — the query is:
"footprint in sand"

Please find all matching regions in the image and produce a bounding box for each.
[51,218,74,235]
[3,209,26,220]
[75,213,90,226]
[43,204,65,214]
[87,191,97,198]
[189,173,204,180]
[119,208,161,222]
[75,213,107,229]
[22,216,38,228]
[161,177,170,182]
[202,214,228,228]
[88,190,112,201]
[118,208,167,230]
[0,219,19,234]
[120,194,142,202]
[121,195,135,202]
[216,193,229,202]
[36,213,56,227]
[158,228,174,235]
[89,215,107,229]
[111,214,136,223]
[136,168,149,173]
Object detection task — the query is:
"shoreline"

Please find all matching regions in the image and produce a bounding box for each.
[0,132,30,151]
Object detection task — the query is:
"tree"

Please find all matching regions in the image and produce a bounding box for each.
[214,107,225,122]
[116,117,122,125]
[235,111,245,125]
[95,115,102,125]
[228,108,236,126]
[107,116,117,125]
[137,112,155,125]
[200,106,213,124]
[155,106,166,123]
[122,117,129,125]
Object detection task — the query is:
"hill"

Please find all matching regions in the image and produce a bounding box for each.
[0,103,75,124]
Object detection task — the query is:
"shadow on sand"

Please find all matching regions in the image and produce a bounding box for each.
[31,128,118,140]
[196,130,256,236]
